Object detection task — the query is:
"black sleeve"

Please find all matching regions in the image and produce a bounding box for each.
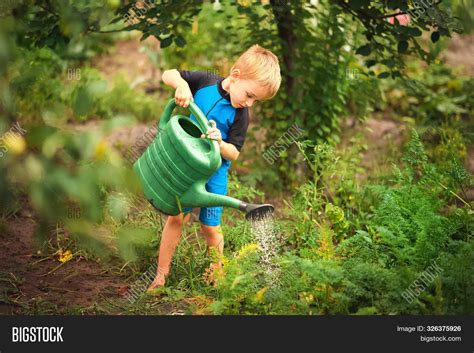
[177,70,211,96]
[226,108,249,152]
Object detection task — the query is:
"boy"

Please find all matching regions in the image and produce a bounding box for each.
[148,44,281,291]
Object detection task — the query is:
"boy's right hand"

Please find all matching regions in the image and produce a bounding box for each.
[175,82,193,108]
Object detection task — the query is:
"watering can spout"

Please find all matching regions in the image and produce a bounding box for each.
[239,202,275,221]
[180,182,274,220]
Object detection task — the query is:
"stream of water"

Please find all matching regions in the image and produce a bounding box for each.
[249,213,281,286]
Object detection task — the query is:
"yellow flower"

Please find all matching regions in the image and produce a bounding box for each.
[255,287,268,303]
[4,134,26,155]
[94,140,107,160]
[447,79,461,90]
[58,250,73,263]
[236,243,259,259]
[299,291,314,303]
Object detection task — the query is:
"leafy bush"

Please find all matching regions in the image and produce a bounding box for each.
[208,129,472,315]
[72,68,163,122]
[385,62,474,127]
[9,47,164,124]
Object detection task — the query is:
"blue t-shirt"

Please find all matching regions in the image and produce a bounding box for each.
[177,70,249,178]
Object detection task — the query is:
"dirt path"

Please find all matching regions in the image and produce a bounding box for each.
[0,200,129,314]
[91,36,162,90]
[443,34,474,77]
[339,115,405,182]
[1,37,190,315]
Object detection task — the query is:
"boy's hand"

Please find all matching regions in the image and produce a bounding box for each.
[201,120,222,144]
[175,82,193,108]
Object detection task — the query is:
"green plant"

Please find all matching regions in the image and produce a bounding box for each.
[106,0,461,187]
[386,62,474,126]
[210,243,270,315]
[71,68,164,122]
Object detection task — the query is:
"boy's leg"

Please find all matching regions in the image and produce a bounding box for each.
[148,212,191,291]
[201,223,224,255]
[200,222,225,285]
[199,205,224,256]
[157,212,192,274]
[199,167,227,265]
[199,206,225,281]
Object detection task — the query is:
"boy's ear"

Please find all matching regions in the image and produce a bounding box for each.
[230,68,241,81]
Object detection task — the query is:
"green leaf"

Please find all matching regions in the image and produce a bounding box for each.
[349,0,367,9]
[381,59,396,68]
[73,87,93,117]
[431,31,440,43]
[160,36,173,48]
[375,23,385,34]
[174,35,186,48]
[366,59,377,67]
[387,0,403,10]
[355,306,378,315]
[378,72,390,79]
[356,44,371,56]
[110,16,123,24]
[407,27,422,37]
[86,80,108,96]
[397,40,409,53]
[150,26,161,37]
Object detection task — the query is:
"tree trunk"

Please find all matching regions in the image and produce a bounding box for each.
[270,0,297,96]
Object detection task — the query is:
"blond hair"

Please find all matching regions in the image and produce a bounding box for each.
[231,44,281,99]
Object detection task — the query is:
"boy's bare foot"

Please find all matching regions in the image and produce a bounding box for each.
[147,271,166,293]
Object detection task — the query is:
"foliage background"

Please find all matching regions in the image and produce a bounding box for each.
[0,0,472,315]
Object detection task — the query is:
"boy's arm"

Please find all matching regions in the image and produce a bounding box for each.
[225,108,249,161]
[162,69,193,107]
[204,107,248,162]
[219,140,240,161]
[202,121,240,161]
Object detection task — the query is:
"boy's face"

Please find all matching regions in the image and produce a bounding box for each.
[227,70,270,109]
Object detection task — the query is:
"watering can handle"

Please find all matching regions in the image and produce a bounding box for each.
[158,98,220,156]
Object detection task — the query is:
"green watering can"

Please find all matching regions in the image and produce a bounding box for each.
[133,99,273,220]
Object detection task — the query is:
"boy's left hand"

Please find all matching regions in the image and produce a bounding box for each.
[201,120,222,143]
